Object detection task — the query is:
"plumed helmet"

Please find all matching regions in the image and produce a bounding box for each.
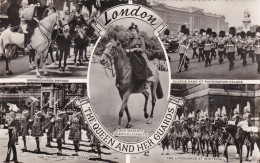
[204,108,209,118]
[215,110,220,117]
[243,113,251,120]
[199,111,205,120]
[128,22,139,33]
[247,31,251,37]
[234,108,239,115]
[206,28,212,35]
[232,115,239,121]
[221,106,227,116]
[200,29,205,35]
[229,27,236,36]
[164,29,170,35]
[219,31,225,37]
[256,26,260,33]
[222,116,228,123]
[251,32,256,38]
[212,32,217,38]
[241,31,246,38]
[244,101,251,113]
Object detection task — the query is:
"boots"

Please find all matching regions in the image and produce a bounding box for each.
[46,137,51,147]
[34,138,40,152]
[24,34,29,52]
[22,137,27,150]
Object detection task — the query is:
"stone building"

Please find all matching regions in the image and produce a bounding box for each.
[171,84,260,127]
[151,2,229,34]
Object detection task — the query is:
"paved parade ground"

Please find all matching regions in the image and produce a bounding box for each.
[0,129,125,163]
[169,50,260,80]
[0,50,88,78]
[89,63,170,142]
[131,142,260,163]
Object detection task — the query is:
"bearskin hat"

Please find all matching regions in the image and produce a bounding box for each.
[212,32,217,38]
[236,32,241,36]
[164,29,170,35]
[229,27,236,36]
[247,31,251,37]
[181,25,186,34]
[200,29,205,35]
[128,22,139,33]
[251,32,256,38]
[256,26,260,33]
[206,28,212,35]
[219,31,225,37]
[241,31,246,38]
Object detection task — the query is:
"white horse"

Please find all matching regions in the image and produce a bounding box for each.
[0,11,70,77]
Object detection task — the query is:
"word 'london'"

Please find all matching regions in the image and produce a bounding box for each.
[104,6,157,26]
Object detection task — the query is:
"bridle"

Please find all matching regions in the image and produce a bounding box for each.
[102,45,115,79]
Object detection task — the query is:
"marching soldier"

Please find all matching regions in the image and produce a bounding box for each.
[4,107,19,163]
[177,25,190,72]
[238,31,249,67]
[44,107,55,147]
[226,27,237,71]
[203,28,213,67]
[254,26,260,74]
[198,29,205,62]
[30,106,46,152]
[52,107,68,155]
[249,32,256,63]
[210,32,217,60]
[236,32,243,60]
[19,107,30,151]
[68,107,85,156]
[191,30,199,59]
[217,31,226,64]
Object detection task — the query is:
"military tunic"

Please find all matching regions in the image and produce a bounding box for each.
[20,110,30,136]
[52,112,68,139]
[31,111,45,137]
[68,113,84,141]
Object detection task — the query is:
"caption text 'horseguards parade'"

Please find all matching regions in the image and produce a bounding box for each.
[0,0,260,163]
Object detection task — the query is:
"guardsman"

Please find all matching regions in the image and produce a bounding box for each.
[238,31,249,67]
[214,108,221,122]
[198,29,206,62]
[52,107,68,155]
[242,102,251,125]
[249,32,256,63]
[210,32,217,60]
[44,107,55,147]
[4,107,19,163]
[232,104,240,125]
[68,107,85,156]
[30,106,45,152]
[226,27,237,71]
[236,32,242,59]
[177,25,190,72]
[191,30,199,59]
[203,28,212,67]
[19,107,30,151]
[217,31,226,64]
[221,106,228,124]
[254,26,260,73]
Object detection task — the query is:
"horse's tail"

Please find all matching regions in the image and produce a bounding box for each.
[0,35,5,57]
[156,80,164,99]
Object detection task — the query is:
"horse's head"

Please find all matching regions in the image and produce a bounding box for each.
[100,41,120,66]
[56,11,70,33]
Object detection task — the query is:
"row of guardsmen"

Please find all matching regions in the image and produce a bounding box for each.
[3,104,101,163]
[164,25,260,73]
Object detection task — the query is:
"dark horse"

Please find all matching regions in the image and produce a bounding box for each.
[100,40,164,128]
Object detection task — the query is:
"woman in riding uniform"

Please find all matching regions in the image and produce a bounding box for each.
[126,23,154,89]
[20,0,40,50]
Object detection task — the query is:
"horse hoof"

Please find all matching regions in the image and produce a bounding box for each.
[223,158,228,162]
[146,118,152,124]
[43,73,49,76]
[125,123,133,128]
[6,71,13,76]
[144,113,149,119]
[235,154,239,159]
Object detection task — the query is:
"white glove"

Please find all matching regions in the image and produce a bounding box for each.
[29,119,32,122]
[51,118,55,122]
[67,121,71,125]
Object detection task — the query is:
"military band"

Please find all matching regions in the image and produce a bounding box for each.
[165,25,260,74]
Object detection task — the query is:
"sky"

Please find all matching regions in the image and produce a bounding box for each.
[153,0,260,27]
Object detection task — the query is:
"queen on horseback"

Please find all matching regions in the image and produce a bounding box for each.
[126,23,154,89]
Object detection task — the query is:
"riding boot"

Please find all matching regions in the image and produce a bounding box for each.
[22,136,27,150]
[34,137,40,152]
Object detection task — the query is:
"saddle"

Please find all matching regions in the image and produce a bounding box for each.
[10,26,24,34]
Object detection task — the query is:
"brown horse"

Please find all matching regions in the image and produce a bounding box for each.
[100,40,164,128]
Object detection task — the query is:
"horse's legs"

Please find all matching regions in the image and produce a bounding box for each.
[150,82,157,119]
[141,91,149,119]
[59,49,63,69]
[224,143,229,162]
[79,49,83,65]
[239,142,243,163]
[35,51,41,77]
[206,140,209,157]
[64,49,68,69]
[74,48,78,65]
[117,90,131,128]
[125,106,132,128]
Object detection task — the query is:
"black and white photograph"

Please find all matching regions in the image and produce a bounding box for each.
[0,83,128,163]
[0,0,130,78]
[88,17,170,142]
[131,83,260,163]
[151,0,260,79]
